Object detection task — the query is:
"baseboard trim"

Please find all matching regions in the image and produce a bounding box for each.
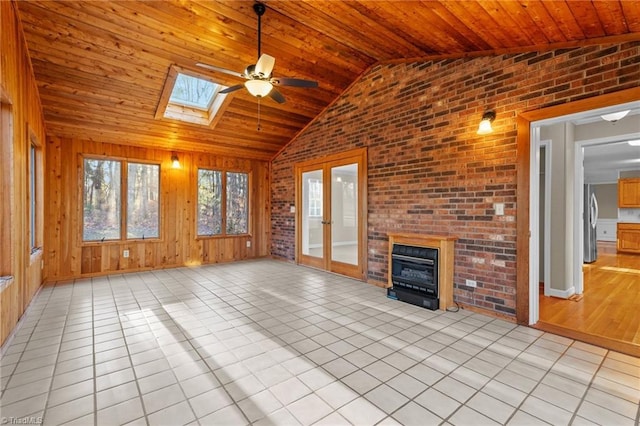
[545,286,575,299]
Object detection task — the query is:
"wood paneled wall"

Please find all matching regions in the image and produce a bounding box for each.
[45,137,271,280]
[1,1,47,346]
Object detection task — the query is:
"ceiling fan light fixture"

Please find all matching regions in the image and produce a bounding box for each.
[601,110,630,122]
[245,79,273,97]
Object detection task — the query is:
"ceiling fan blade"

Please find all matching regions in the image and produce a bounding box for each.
[255,54,275,77]
[268,88,286,104]
[196,62,244,79]
[271,77,318,88]
[219,84,245,94]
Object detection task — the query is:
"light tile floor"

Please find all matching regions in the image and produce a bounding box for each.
[1,259,639,426]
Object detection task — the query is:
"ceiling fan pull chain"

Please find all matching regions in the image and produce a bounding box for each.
[257,99,261,131]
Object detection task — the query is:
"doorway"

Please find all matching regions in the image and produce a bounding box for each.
[295,148,367,280]
[526,98,640,355]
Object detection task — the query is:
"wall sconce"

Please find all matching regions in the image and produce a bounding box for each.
[171,154,180,169]
[477,111,496,135]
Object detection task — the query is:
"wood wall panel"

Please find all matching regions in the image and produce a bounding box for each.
[45,137,271,280]
[1,1,47,347]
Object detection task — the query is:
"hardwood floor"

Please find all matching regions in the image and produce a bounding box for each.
[536,243,640,357]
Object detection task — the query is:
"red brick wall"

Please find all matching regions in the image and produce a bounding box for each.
[271,42,640,317]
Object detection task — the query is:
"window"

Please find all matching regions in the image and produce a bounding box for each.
[156,66,230,126]
[83,158,159,242]
[226,172,248,234]
[197,169,249,236]
[197,169,222,235]
[127,163,160,239]
[169,73,217,109]
[29,143,39,251]
[308,178,322,217]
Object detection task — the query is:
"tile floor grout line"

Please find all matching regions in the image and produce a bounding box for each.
[137,267,252,425]
[104,273,149,425]
[40,279,84,425]
[0,283,53,395]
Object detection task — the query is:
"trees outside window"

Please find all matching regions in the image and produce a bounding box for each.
[226,172,248,234]
[83,158,159,241]
[197,169,249,236]
[127,163,160,239]
[197,169,222,235]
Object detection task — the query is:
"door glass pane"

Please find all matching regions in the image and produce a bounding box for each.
[302,170,323,258]
[331,163,358,265]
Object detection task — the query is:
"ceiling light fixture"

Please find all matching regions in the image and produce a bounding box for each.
[601,110,630,122]
[244,80,273,97]
[477,111,496,135]
[628,139,640,147]
[171,154,180,169]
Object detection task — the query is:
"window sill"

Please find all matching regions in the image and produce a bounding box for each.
[196,234,251,240]
[0,275,14,294]
[82,238,162,247]
[30,247,43,265]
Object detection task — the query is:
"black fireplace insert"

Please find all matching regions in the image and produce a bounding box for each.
[387,244,439,310]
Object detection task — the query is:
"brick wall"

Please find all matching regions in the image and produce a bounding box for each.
[271,42,640,318]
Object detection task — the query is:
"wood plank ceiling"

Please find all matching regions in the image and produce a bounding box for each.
[15,1,640,160]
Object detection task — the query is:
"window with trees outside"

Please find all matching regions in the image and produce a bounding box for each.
[197,169,249,236]
[83,158,160,241]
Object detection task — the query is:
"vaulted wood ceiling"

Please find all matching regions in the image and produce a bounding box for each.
[16,1,640,160]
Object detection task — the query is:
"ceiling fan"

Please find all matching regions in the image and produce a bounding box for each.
[197,2,318,104]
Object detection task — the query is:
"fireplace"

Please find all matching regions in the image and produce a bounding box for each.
[387,244,439,310]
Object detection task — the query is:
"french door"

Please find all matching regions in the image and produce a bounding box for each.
[295,148,367,280]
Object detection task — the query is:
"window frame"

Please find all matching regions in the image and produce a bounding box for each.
[81,155,162,245]
[28,126,43,255]
[196,167,251,239]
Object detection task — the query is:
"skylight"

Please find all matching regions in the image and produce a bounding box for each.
[155,65,231,127]
[169,73,217,110]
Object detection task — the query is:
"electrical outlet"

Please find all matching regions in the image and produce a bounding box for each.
[123,249,129,258]
[466,279,477,288]
[246,241,251,248]
[290,205,296,213]
[494,203,505,216]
